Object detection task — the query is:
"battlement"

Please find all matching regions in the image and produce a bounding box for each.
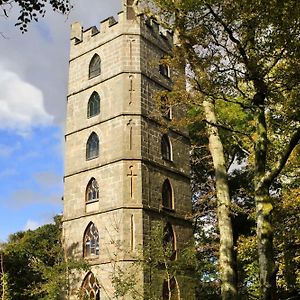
[70,11,173,50]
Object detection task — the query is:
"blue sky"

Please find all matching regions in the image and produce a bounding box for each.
[0,0,121,241]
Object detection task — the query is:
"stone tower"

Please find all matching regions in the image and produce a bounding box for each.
[63,2,193,299]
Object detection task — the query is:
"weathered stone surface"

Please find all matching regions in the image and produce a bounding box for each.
[63,6,193,300]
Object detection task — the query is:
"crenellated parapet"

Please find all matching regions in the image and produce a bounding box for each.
[69,10,173,60]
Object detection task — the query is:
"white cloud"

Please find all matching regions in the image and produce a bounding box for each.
[0,64,53,135]
[8,189,62,208]
[24,219,41,231]
[34,171,62,188]
[0,142,20,157]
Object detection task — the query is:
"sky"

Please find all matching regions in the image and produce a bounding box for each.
[0,0,121,241]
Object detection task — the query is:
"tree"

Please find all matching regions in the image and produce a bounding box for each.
[1,216,87,299]
[133,0,300,299]
[0,0,72,33]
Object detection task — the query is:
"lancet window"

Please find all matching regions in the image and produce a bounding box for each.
[162,277,178,300]
[162,179,173,209]
[86,132,99,160]
[163,223,176,261]
[88,92,100,118]
[89,54,101,79]
[83,222,99,257]
[161,134,172,161]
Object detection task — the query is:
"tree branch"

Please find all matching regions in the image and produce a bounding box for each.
[260,126,300,189]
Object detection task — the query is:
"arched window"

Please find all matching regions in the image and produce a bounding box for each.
[162,179,173,209]
[159,63,170,78]
[80,271,100,300]
[89,54,101,79]
[88,92,100,118]
[83,222,99,257]
[86,132,99,160]
[86,178,99,202]
[160,95,172,120]
[162,277,178,300]
[163,223,176,261]
[161,134,172,161]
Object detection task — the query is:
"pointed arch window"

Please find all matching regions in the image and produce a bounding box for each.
[161,134,172,161]
[86,132,99,160]
[162,277,178,300]
[160,96,172,120]
[80,272,100,300]
[162,179,173,209]
[83,222,99,257]
[88,92,100,118]
[159,63,170,78]
[86,178,99,202]
[89,54,101,79]
[163,223,176,261]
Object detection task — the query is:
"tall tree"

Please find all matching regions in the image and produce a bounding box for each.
[133,0,300,299]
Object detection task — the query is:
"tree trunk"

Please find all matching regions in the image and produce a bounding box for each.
[203,98,237,300]
[253,104,277,299]
[255,186,277,300]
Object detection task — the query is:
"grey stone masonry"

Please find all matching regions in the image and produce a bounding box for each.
[63,4,194,299]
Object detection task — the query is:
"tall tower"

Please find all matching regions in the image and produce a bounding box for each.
[63,3,193,299]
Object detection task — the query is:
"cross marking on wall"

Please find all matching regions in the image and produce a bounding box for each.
[129,75,135,105]
[127,119,133,150]
[127,165,137,199]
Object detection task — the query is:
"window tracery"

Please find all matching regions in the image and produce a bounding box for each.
[80,272,100,300]
[86,178,99,202]
[83,222,99,257]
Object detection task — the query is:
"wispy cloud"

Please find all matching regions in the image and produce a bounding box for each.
[0,64,53,135]
[34,171,62,188]
[24,219,41,231]
[8,189,61,208]
[0,142,20,157]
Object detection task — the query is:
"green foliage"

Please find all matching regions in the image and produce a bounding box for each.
[0,0,72,33]
[1,215,87,299]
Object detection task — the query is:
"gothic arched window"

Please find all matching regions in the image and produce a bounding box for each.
[89,54,101,79]
[160,95,172,120]
[86,178,99,202]
[80,272,100,300]
[83,222,99,257]
[161,134,172,161]
[162,179,173,209]
[88,92,100,118]
[162,277,178,300]
[163,223,176,261]
[86,132,99,160]
[159,63,170,78]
